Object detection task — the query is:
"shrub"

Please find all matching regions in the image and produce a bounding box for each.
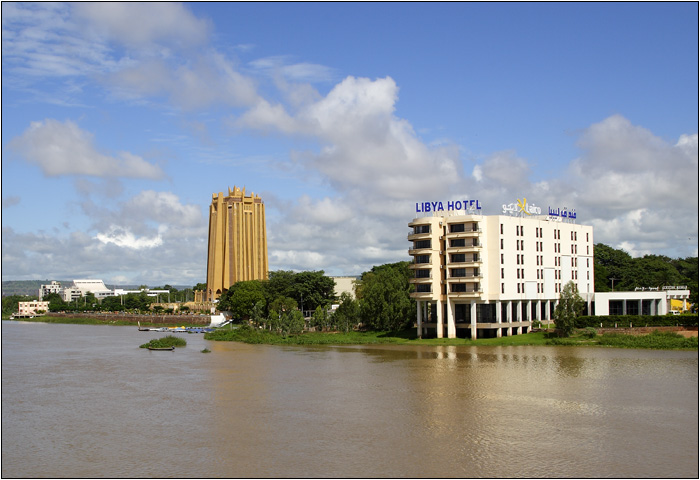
[140,335,187,349]
[582,327,598,338]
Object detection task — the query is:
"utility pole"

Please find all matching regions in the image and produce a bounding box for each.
[609,277,619,292]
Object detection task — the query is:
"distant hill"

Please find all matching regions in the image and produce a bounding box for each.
[1,280,192,297]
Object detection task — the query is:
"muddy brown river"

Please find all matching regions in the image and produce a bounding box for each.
[2,321,697,478]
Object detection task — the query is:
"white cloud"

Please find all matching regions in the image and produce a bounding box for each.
[563,115,698,257]
[73,2,211,51]
[95,226,164,250]
[9,119,165,179]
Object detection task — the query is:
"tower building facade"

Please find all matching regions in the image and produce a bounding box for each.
[206,186,268,301]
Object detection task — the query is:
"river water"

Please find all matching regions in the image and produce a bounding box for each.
[2,321,697,478]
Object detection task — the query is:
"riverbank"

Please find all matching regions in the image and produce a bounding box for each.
[205,325,699,350]
[4,313,210,327]
[4,316,697,349]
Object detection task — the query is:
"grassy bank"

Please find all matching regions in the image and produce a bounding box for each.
[205,325,698,350]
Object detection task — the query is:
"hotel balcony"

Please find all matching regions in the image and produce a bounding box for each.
[444,228,482,239]
[410,290,436,300]
[447,286,483,298]
[409,270,433,283]
[407,230,432,241]
[445,244,482,254]
[408,247,434,256]
[446,255,482,268]
[446,273,482,281]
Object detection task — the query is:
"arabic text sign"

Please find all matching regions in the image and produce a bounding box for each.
[502,198,541,216]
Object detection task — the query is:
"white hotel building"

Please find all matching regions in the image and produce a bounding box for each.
[408,201,594,339]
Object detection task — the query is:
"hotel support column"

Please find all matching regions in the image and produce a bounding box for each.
[516,300,522,335]
[446,298,456,339]
[416,301,422,338]
[436,300,444,338]
[496,301,502,338]
[470,300,477,339]
[506,300,513,336]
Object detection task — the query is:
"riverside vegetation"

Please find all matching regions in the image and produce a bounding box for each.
[204,324,698,350]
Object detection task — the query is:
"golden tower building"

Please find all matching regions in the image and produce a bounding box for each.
[205,186,268,301]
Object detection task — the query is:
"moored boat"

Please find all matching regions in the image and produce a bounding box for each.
[147,345,175,351]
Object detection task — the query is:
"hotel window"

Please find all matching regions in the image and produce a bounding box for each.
[416,284,431,293]
[500,238,504,249]
[415,255,430,264]
[502,284,505,294]
[414,240,431,249]
[501,253,504,264]
[450,239,466,248]
[415,269,431,278]
[586,232,589,242]
[450,223,465,233]
[451,254,466,263]
[500,223,504,234]
[452,283,467,293]
[501,268,504,279]
[451,268,466,278]
[414,225,430,234]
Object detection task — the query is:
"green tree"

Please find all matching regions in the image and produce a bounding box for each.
[266,270,336,313]
[311,305,331,332]
[217,280,266,321]
[44,292,67,312]
[358,261,414,332]
[554,281,585,337]
[280,309,305,336]
[267,296,298,334]
[250,300,266,328]
[333,292,359,333]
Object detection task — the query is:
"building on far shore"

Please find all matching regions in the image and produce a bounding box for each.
[331,276,358,299]
[593,286,690,316]
[408,198,594,339]
[205,186,268,302]
[16,301,49,317]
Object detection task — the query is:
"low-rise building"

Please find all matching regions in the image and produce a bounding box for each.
[17,301,50,317]
[593,286,690,316]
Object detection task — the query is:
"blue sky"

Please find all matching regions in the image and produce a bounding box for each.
[2,2,698,286]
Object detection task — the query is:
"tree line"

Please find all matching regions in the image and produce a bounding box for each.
[593,244,698,305]
[215,264,415,335]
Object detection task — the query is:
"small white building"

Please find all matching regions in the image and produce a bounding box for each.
[593,287,690,316]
